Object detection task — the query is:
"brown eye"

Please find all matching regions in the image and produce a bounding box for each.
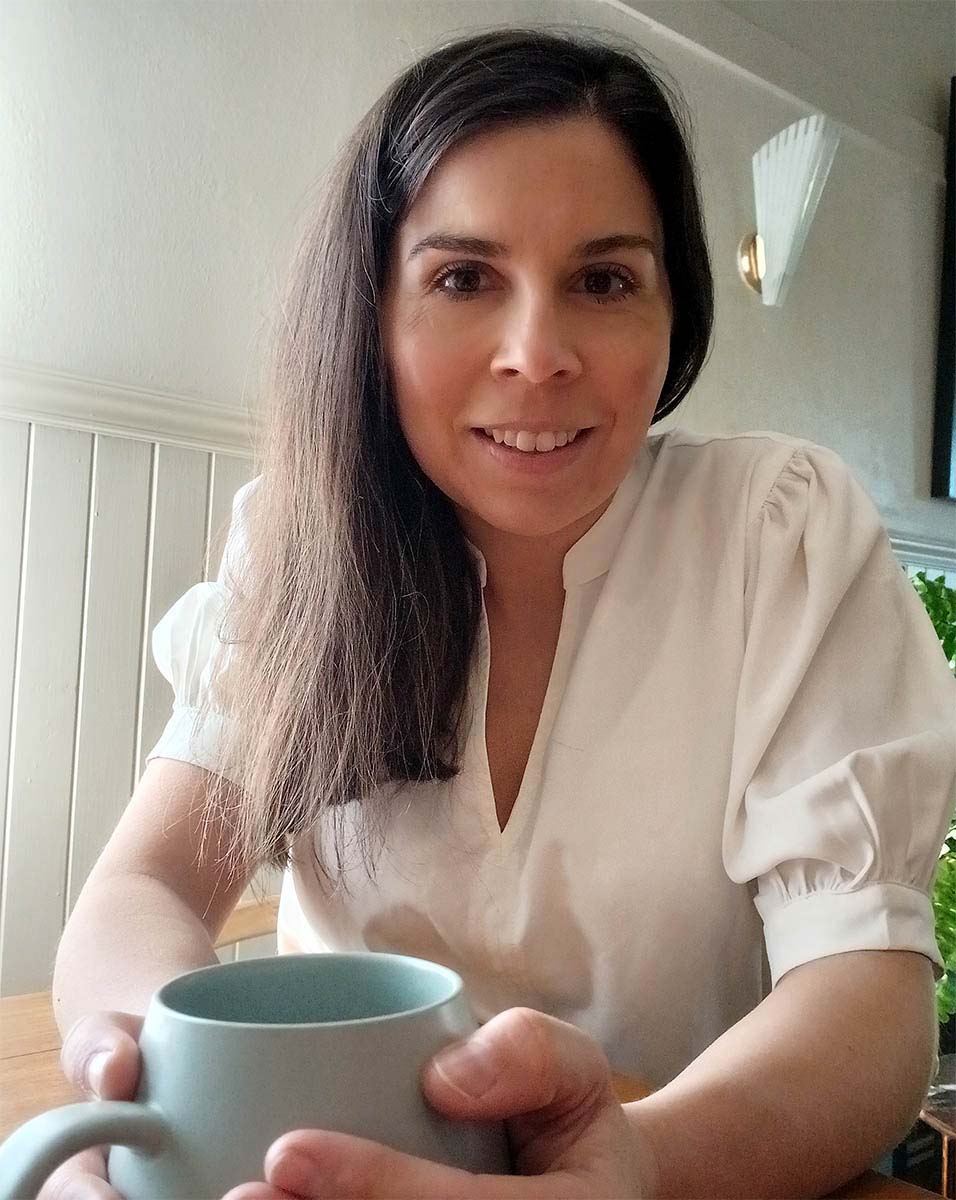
[431,261,487,302]
[428,260,642,304]
[576,267,640,304]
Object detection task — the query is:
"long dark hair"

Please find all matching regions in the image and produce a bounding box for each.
[197,23,714,899]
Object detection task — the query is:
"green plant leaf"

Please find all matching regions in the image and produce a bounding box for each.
[937,967,956,1025]
[910,571,956,1021]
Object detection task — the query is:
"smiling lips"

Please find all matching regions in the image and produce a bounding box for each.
[478,427,586,453]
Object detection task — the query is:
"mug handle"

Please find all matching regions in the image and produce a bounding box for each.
[0,1101,169,1200]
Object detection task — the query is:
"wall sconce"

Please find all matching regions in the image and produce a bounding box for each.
[738,114,842,307]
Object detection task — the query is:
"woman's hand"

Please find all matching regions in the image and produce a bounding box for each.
[221,1007,659,1199]
[36,1011,144,1200]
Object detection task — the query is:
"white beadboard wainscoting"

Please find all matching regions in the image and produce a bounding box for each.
[2,364,955,997]
[0,364,282,996]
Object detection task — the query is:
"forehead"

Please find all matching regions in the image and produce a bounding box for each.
[392,117,663,255]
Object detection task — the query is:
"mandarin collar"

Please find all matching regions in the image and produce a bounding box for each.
[464,439,654,591]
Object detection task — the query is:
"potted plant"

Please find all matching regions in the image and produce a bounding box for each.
[910,570,956,1043]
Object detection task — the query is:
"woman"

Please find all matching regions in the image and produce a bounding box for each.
[49,25,954,1200]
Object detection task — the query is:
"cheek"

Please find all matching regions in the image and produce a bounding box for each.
[390,316,441,390]
[640,343,670,393]
[390,366,457,473]
[391,327,476,433]
[634,321,671,387]
[598,340,670,412]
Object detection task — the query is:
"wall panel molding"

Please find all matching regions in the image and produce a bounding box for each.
[889,532,956,578]
[0,417,255,995]
[0,427,92,995]
[0,359,255,455]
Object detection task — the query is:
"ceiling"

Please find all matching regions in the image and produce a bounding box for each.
[719,0,954,135]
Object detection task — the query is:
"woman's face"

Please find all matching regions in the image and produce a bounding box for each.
[379,116,673,545]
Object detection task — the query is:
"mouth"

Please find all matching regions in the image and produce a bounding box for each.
[471,427,595,450]
[469,426,596,471]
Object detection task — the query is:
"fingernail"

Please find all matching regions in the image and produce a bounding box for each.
[272,1150,319,1195]
[87,1051,111,1096]
[430,1038,498,1099]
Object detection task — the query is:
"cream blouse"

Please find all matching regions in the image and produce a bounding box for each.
[147,428,956,1088]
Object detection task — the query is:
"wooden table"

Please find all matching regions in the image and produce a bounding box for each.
[0,992,939,1198]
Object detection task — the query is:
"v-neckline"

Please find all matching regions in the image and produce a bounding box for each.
[476,597,570,844]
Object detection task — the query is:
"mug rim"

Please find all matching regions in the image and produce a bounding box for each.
[154,951,465,1029]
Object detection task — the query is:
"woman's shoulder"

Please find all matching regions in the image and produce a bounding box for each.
[642,426,852,511]
[233,474,263,510]
[646,425,822,465]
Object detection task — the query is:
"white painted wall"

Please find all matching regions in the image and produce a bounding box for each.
[1,0,954,993]
[2,0,953,540]
[609,0,954,544]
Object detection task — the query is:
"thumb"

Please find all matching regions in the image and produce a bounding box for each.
[60,1010,144,1100]
[422,1006,616,1124]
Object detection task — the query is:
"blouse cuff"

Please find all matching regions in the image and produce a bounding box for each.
[756,881,945,988]
[145,703,242,787]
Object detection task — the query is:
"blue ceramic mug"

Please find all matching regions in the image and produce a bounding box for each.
[0,952,511,1199]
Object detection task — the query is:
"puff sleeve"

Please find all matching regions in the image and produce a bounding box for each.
[722,443,956,988]
[144,478,259,786]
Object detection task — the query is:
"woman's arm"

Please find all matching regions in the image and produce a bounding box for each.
[626,949,938,1199]
[215,951,933,1200]
[53,757,254,1035]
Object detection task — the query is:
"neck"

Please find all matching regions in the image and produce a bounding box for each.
[484,556,565,623]
[461,494,616,621]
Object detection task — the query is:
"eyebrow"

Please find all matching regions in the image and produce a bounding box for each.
[406,232,659,261]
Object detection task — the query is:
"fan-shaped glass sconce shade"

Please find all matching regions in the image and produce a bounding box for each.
[739,114,841,307]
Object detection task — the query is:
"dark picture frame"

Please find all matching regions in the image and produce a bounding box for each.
[931,75,955,501]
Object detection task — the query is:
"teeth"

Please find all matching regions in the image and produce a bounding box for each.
[481,428,584,453]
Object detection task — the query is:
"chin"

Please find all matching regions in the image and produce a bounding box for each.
[470,506,584,540]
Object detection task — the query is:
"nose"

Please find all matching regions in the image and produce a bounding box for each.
[489,294,582,385]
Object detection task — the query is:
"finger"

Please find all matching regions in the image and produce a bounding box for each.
[421,1007,616,1124]
[60,1011,144,1100]
[220,1186,290,1200]
[263,1129,579,1200]
[40,1173,120,1200]
[37,1147,121,1200]
[40,1175,120,1200]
